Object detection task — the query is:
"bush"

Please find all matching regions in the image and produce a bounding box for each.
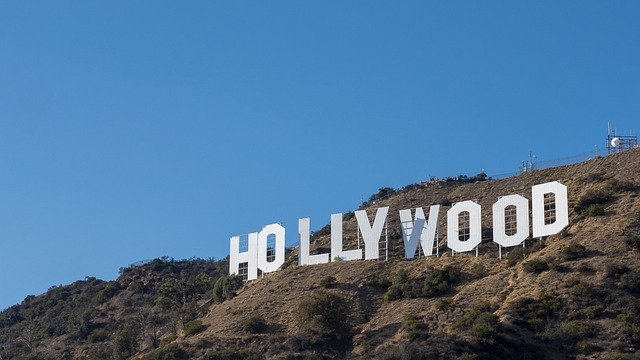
[452,309,499,340]
[378,342,439,360]
[421,266,460,297]
[626,236,640,251]
[506,246,526,267]
[242,315,267,334]
[402,314,428,341]
[142,344,189,360]
[567,281,607,302]
[319,276,337,288]
[575,189,614,213]
[203,349,262,360]
[510,293,563,331]
[545,320,598,345]
[582,172,603,183]
[522,259,550,274]
[88,329,110,343]
[183,319,206,336]
[620,270,640,295]
[362,187,397,207]
[384,270,410,301]
[606,178,637,192]
[294,291,352,342]
[606,263,630,279]
[112,324,140,360]
[617,298,640,344]
[384,267,460,301]
[363,277,391,289]
[95,281,121,304]
[585,204,605,216]
[562,243,588,261]
[434,298,453,311]
[469,262,486,279]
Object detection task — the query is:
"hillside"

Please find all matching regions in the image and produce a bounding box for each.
[3,149,640,359]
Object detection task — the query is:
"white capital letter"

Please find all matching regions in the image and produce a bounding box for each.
[298,218,330,266]
[492,195,529,247]
[532,181,569,237]
[331,213,362,261]
[257,223,286,274]
[399,206,440,259]
[447,201,482,253]
[229,232,258,280]
[355,207,389,260]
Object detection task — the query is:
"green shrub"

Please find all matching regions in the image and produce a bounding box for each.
[362,187,397,207]
[383,283,404,302]
[142,344,189,360]
[203,349,262,360]
[364,277,391,289]
[581,305,604,320]
[183,319,206,336]
[88,329,110,343]
[522,259,550,274]
[582,172,603,183]
[434,298,453,311]
[242,315,267,334]
[562,242,588,261]
[402,314,428,341]
[546,320,598,345]
[319,276,337,288]
[469,262,486,279]
[377,342,438,360]
[617,298,640,344]
[452,309,499,340]
[557,228,570,238]
[585,204,605,216]
[577,263,595,274]
[575,189,614,213]
[626,236,640,251]
[506,246,526,266]
[384,266,460,301]
[420,266,460,297]
[605,178,637,192]
[510,293,563,331]
[620,270,640,295]
[294,291,352,341]
[112,324,140,360]
[606,263,630,279]
[384,269,410,301]
[67,310,92,340]
[95,281,121,304]
[567,281,607,304]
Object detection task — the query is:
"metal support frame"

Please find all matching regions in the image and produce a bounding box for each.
[607,124,637,154]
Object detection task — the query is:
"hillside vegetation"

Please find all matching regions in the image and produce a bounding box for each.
[3,149,640,359]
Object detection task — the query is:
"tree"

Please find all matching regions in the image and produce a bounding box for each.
[138,308,170,349]
[213,275,243,302]
[112,323,140,360]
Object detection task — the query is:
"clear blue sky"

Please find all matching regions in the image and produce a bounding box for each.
[1,1,638,310]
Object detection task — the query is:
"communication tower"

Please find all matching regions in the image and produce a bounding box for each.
[520,152,537,173]
[607,123,637,154]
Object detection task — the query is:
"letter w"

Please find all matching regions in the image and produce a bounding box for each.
[399,206,440,259]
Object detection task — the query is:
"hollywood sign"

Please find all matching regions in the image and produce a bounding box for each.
[230,181,568,280]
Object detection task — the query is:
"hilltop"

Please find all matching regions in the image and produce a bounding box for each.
[2,149,640,359]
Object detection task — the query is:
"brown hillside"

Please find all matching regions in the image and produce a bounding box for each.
[187,148,640,359]
[2,148,640,360]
